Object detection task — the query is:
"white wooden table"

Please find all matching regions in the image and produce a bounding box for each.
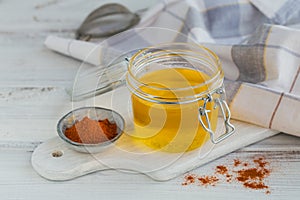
[0,0,299,199]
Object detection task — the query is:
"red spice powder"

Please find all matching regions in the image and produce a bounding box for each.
[64,117,118,144]
[198,176,219,186]
[226,174,232,182]
[216,165,232,182]
[254,157,268,168]
[234,159,241,167]
[182,174,197,186]
[216,165,228,175]
[236,157,270,190]
[181,157,271,194]
[243,182,268,189]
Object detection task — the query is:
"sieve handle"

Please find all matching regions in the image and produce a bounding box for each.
[198,88,235,144]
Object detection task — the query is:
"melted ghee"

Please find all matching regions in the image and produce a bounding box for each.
[131,68,218,152]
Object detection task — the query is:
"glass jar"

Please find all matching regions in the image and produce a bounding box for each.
[126,43,234,153]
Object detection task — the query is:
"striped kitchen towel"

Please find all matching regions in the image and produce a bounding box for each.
[45,0,300,137]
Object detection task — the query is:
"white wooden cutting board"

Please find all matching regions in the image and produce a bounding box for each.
[31,87,278,181]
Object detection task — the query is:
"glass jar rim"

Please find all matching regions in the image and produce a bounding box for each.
[127,42,224,92]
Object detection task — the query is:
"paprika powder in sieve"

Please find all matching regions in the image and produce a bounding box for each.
[64,116,118,144]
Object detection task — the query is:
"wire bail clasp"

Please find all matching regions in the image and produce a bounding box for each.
[198,87,235,144]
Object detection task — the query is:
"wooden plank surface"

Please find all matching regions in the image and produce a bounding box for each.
[0,0,300,199]
[0,134,300,200]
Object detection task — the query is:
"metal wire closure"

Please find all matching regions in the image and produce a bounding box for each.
[198,87,235,144]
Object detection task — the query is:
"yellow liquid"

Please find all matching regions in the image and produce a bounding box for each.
[131,68,218,153]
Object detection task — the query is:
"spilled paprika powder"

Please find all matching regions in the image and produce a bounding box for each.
[182,157,271,194]
[64,116,118,144]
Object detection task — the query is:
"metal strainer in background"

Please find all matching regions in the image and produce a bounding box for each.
[76,3,140,40]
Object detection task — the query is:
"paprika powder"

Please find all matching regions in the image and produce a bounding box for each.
[64,116,118,144]
[182,157,271,194]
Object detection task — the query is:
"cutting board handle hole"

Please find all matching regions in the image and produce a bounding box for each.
[52,150,63,158]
